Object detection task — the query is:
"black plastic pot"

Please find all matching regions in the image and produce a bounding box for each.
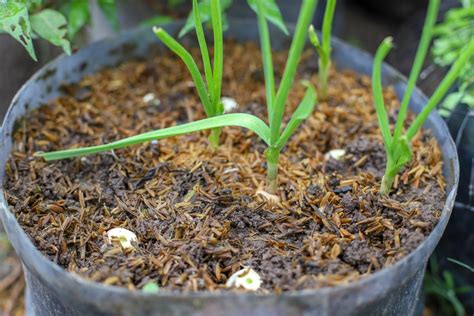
[0,21,459,316]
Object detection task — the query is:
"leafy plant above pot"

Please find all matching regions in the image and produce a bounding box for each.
[0,0,120,60]
[0,0,469,306]
[0,0,237,61]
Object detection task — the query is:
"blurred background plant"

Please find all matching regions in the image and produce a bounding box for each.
[0,0,237,60]
[433,0,474,117]
[431,0,474,209]
[423,3,474,314]
[424,256,473,316]
[0,0,120,60]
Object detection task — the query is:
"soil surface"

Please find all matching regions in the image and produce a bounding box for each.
[4,41,446,293]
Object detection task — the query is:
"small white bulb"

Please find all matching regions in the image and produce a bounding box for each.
[143,93,161,106]
[325,149,346,160]
[222,97,238,113]
[226,268,262,291]
[256,189,280,203]
[143,93,155,103]
[106,228,138,249]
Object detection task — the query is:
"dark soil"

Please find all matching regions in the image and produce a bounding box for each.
[4,41,446,293]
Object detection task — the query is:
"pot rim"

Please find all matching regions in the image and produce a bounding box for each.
[0,19,459,300]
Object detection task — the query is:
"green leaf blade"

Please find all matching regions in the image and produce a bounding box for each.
[247,0,289,35]
[269,0,318,145]
[179,0,232,38]
[0,1,37,60]
[211,0,224,109]
[37,113,270,161]
[393,0,440,141]
[407,38,474,140]
[62,0,90,41]
[153,27,213,117]
[321,0,336,56]
[98,0,119,31]
[308,25,322,53]
[372,37,394,151]
[256,0,276,118]
[30,9,71,55]
[140,15,173,28]
[387,137,412,175]
[276,83,317,150]
[448,258,474,273]
[193,0,215,107]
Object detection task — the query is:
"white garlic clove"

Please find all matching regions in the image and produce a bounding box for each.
[143,93,161,106]
[143,93,155,103]
[222,97,238,113]
[226,268,262,291]
[256,189,280,203]
[325,149,346,160]
[106,228,138,249]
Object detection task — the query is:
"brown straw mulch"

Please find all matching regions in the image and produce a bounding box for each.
[4,42,445,293]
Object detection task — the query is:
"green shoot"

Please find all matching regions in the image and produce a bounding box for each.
[371,0,474,195]
[255,0,318,193]
[247,0,289,35]
[153,0,224,148]
[255,0,276,117]
[392,0,440,145]
[308,0,336,99]
[37,0,318,195]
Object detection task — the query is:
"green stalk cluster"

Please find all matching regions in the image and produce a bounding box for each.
[154,0,224,148]
[372,0,474,195]
[308,0,336,99]
[255,0,318,192]
[37,0,319,195]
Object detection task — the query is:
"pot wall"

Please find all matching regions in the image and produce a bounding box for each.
[0,21,459,316]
